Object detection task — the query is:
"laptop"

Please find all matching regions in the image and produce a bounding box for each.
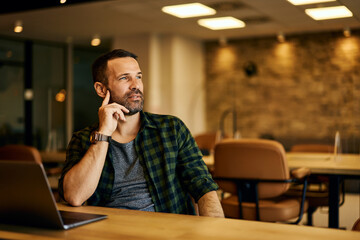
[0,160,107,230]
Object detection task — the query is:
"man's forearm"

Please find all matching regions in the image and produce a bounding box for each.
[197,191,225,218]
[63,142,108,206]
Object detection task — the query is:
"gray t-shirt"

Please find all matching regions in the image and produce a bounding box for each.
[104,139,155,211]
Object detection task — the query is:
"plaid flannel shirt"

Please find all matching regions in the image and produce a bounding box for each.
[58,111,218,215]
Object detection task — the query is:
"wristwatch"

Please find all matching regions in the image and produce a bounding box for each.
[90,131,111,144]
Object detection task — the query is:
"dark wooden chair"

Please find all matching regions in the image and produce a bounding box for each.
[0,144,61,202]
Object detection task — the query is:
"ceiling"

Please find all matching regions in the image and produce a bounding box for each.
[0,0,360,47]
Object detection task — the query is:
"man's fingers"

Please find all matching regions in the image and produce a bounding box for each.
[105,104,128,121]
[101,90,110,107]
[114,112,126,122]
[100,98,130,122]
[113,112,120,120]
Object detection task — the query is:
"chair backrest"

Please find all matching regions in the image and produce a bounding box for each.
[0,144,42,165]
[352,218,360,231]
[214,138,290,199]
[290,144,334,153]
[194,132,218,152]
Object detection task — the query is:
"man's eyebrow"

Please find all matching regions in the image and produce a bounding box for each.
[117,72,142,77]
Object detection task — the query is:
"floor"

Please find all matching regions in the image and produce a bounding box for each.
[299,193,360,230]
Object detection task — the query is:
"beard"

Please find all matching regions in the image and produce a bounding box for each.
[109,89,144,116]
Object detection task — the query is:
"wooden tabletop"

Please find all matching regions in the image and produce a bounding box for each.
[0,203,359,240]
[40,151,360,176]
[286,152,360,176]
[204,152,360,176]
[40,151,66,163]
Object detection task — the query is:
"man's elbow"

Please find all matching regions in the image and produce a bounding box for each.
[64,189,84,207]
[64,191,84,207]
[198,191,225,218]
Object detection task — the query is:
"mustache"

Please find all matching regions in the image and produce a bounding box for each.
[125,89,144,99]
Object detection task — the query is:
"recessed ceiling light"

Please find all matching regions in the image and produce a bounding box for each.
[287,0,336,5]
[305,6,353,20]
[198,17,245,30]
[162,3,216,18]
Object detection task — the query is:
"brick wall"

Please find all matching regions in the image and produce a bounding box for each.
[204,30,360,152]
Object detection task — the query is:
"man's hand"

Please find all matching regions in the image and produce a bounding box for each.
[98,90,129,136]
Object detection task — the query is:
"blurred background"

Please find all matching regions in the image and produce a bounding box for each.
[0,0,359,153]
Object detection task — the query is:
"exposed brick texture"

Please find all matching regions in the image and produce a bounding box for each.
[204,30,360,152]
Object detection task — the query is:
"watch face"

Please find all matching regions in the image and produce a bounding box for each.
[90,132,97,144]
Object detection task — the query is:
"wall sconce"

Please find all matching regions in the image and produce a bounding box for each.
[55,89,66,102]
[24,89,34,101]
[60,0,67,4]
[14,20,23,33]
[91,35,101,46]
[277,32,286,43]
[219,36,228,46]
[343,27,351,37]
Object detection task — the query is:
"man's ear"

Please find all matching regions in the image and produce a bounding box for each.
[94,82,107,98]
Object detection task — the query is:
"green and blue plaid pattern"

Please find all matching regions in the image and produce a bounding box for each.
[58,111,218,215]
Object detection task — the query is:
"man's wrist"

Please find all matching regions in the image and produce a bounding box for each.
[90,131,111,144]
[97,126,113,136]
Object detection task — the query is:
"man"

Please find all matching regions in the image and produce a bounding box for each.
[59,49,224,217]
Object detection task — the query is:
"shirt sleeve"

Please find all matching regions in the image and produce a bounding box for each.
[175,119,218,202]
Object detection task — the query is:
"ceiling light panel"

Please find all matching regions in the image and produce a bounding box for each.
[287,0,336,5]
[305,6,353,20]
[198,17,245,30]
[162,3,216,18]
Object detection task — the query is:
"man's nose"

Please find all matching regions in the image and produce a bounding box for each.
[129,78,140,90]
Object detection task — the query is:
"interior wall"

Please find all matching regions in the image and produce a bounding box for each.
[171,36,206,135]
[204,30,360,152]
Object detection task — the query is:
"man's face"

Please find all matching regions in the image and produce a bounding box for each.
[106,57,144,115]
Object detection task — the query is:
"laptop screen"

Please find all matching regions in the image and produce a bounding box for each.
[0,160,106,229]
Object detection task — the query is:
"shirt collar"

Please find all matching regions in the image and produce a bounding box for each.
[140,111,157,129]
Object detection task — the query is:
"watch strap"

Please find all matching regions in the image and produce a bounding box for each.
[90,131,111,144]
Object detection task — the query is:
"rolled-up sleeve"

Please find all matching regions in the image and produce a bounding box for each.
[176,120,218,202]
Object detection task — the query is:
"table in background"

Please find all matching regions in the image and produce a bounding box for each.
[40,151,66,163]
[0,203,359,240]
[40,151,66,190]
[203,153,360,229]
[286,152,360,229]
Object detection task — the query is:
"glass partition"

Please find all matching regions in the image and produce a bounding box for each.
[0,39,24,146]
[33,43,65,151]
[73,48,104,132]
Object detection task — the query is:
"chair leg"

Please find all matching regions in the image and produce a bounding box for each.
[307,207,317,226]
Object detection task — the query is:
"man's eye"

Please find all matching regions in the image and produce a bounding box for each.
[136,75,142,79]
[119,76,127,80]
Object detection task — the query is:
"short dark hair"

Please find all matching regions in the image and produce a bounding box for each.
[91,49,138,85]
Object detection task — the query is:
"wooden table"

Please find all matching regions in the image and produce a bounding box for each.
[286,153,360,176]
[40,151,66,163]
[203,153,360,229]
[0,203,359,240]
[287,152,360,229]
[39,151,66,191]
